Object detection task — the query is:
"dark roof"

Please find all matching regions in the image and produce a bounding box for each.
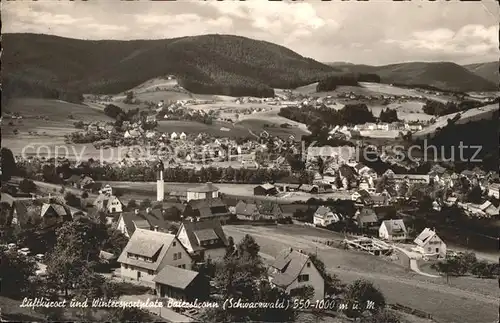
[381,219,407,235]
[235,200,259,216]
[185,198,229,219]
[270,249,310,288]
[120,212,153,236]
[315,206,332,216]
[187,182,219,193]
[178,218,228,252]
[153,265,199,290]
[353,208,378,224]
[66,175,81,183]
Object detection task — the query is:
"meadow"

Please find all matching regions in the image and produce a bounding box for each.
[225,224,499,323]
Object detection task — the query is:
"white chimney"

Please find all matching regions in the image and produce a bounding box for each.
[134,209,140,215]
[146,207,152,214]
[154,225,159,232]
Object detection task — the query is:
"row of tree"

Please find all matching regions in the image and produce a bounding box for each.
[278,103,376,132]
[316,73,381,92]
[422,99,493,116]
[431,252,499,282]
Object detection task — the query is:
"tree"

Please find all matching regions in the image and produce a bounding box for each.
[365,309,401,323]
[65,192,81,208]
[466,185,483,204]
[225,236,236,259]
[140,199,152,209]
[102,228,129,256]
[308,253,345,296]
[0,249,38,299]
[123,91,135,104]
[19,178,37,194]
[343,280,386,318]
[126,199,137,210]
[1,147,16,182]
[201,235,294,322]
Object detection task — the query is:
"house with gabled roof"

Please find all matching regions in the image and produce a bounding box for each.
[93,193,123,214]
[379,219,407,241]
[183,197,230,221]
[176,218,229,261]
[118,228,193,287]
[313,206,341,227]
[234,200,283,221]
[352,207,378,229]
[413,228,446,258]
[253,183,278,196]
[269,248,324,301]
[154,265,210,302]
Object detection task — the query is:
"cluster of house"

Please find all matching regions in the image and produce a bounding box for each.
[312,204,447,258]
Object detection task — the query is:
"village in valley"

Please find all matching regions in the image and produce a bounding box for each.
[2,2,500,323]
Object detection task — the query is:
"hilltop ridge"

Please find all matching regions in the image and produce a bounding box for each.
[3,33,338,99]
[328,61,497,92]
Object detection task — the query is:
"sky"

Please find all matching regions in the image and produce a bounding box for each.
[2,0,499,65]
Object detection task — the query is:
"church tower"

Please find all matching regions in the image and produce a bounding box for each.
[156,160,165,202]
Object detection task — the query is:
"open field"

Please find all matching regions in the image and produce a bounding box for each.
[413,103,498,139]
[4,98,112,122]
[225,224,498,323]
[102,181,353,201]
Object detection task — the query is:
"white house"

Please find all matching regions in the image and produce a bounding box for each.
[378,219,407,241]
[487,183,500,199]
[413,228,446,259]
[176,218,229,262]
[93,193,123,214]
[170,132,178,140]
[313,206,340,227]
[117,229,193,287]
[186,182,219,202]
[269,248,324,301]
[180,132,187,140]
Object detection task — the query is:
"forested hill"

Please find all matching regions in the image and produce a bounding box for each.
[3,33,339,99]
[328,62,497,92]
[463,61,499,85]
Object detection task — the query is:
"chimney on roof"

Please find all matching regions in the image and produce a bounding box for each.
[134,209,140,215]
[299,249,303,254]
[190,217,195,222]
[289,247,293,253]
[146,207,152,214]
[154,225,159,231]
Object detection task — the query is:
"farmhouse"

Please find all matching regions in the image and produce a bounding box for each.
[299,184,319,194]
[235,200,283,221]
[378,219,407,241]
[352,208,378,229]
[413,228,447,259]
[154,266,209,301]
[269,248,324,302]
[176,218,229,262]
[116,208,174,238]
[118,229,193,287]
[93,193,123,214]
[313,206,340,227]
[254,183,278,196]
[183,198,230,221]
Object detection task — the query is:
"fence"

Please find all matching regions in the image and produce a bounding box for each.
[388,303,434,320]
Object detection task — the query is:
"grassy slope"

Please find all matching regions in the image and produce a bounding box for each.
[3,33,338,96]
[463,61,499,85]
[328,62,497,92]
